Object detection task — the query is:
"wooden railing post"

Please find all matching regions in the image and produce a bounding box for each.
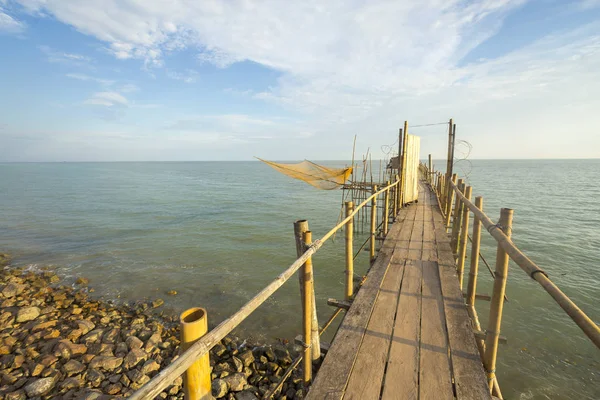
[450,178,464,254]
[370,185,378,263]
[428,154,433,185]
[345,202,354,301]
[301,230,314,385]
[396,129,403,213]
[484,208,514,392]
[457,185,472,289]
[294,220,320,360]
[466,196,484,308]
[393,175,399,217]
[180,308,211,400]
[383,181,390,235]
[445,174,457,229]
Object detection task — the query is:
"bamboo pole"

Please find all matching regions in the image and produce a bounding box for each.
[294,221,320,360]
[466,196,484,308]
[428,154,432,185]
[180,308,211,400]
[445,174,457,229]
[484,208,513,392]
[383,181,390,235]
[301,230,314,385]
[393,174,399,217]
[445,118,453,179]
[456,185,472,289]
[449,179,600,349]
[345,201,354,301]
[400,121,409,206]
[396,129,403,213]
[450,178,464,254]
[370,184,378,263]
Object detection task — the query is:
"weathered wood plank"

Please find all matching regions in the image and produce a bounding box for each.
[419,260,454,400]
[422,186,437,262]
[305,207,409,400]
[434,206,493,400]
[343,260,405,400]
[381,259,422,400]
[407,195,424,261]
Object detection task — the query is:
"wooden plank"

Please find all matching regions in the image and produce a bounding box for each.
[422,184,437,262]
[306,207,410,400]
[418,260,454,400]
[343,260,405,400]
[407,195,424,261]
[434,207,493,400]
[381,259,422,400]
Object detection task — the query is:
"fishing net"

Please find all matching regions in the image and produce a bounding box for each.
[257,158,353,190]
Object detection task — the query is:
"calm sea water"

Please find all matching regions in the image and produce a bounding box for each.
[0,160,598,399]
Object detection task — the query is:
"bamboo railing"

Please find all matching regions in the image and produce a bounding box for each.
[129,178,401,400]
[424,161,600,397]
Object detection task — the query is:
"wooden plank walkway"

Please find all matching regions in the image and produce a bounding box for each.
[307,181,491,400]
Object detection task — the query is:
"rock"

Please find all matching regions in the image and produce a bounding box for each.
[124,348,147,369]
[83,328,104,344]
[60,376,83,390]
[63,359,85,376]
[54,339,87,358]
[264,347,276,362]
[31,363,45,376]
[102,328,120,344]
[126,336,144,350]
[140,359,160,375]
[106,383,122,394]
[144,332,161,352]
[89,355,123,371]
[16,306,40,323]
[2,282,25,298]
[274,347,292,364]
[238,350,255,367]
[223,373,247,392]
[152,298,164,308]
[77,319,95,335]
[24,377,56,397]
[39,354,58,367]
[212,378,229,398]
[167,290,177,296]
[232,356,244,372]
[5,390,26,400]
[76,277,89,285]
[235,390,259,400]
[213,343,227,357]
[87,368,105,386]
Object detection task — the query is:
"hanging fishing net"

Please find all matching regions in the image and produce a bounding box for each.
[257,158,353,190]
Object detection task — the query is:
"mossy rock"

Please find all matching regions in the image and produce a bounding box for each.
[0,253,11,267]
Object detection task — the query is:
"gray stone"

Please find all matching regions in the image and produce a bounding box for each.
[77,319,95,335]
[235,391,259,400]
[223,373,247,392]
[83,328,104,344]
[2,282,25,298]
[87,368,105,386]
[5,390,26,400]
[213,343,227,357]
[89,355,123,371]
[232,356,244,372]
[16,306,40,323]
[140,359,160,375]
[124,348,147,369]
[212,378,228,398]
[126,335,144,350]
[24,377,56,397]
[237,350,255,367]
[63,359,85,376]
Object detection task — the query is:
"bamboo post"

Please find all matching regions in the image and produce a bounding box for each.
[456,186,472,289]
[396,129,403,213]
[383,181,390,235]
[370,185,378,263]
[428,154,433,185]
[445,174,457,229]
[466,196,484,308]
[293,221,320,360]
[483,208,514,392]
[445,118,454,179]
[393,174,399,217]
[450,178,464,253]
[180,308,212,400]
[301,230,314,385]
[344,201,354,301]
[400,121,409,206]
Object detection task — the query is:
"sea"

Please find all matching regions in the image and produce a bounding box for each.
[0,160,598,399]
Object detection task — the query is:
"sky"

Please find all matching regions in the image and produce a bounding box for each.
[1,0,600,161]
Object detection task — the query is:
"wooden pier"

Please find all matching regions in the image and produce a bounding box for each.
[131,119,599,400]
[307,181,490,399]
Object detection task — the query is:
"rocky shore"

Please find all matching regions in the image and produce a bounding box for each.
[0,254,309,400]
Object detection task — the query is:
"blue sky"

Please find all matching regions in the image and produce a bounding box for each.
[1,0,600,161]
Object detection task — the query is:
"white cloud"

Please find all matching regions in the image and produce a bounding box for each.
[66,73,114,86]
[39,45,92,65]
[166,68,198,83]
[0,7,25,33]
[84,91,128,107]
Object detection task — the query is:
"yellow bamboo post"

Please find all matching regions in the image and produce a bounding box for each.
[301,230,314,385]
[450,178,464,253]
[383,181,390,235]
[180,308,211,400]
[344,201,354,301]
[393,174,399,217]
[483,208,514,392]
[396,129,403,213]
[293,221,320,360]
[466,196,484,308]
[456,185,472,289]
[428,154,433,185]
[370,185,378,263]
[400,121,409,206]
[445,174,457,230]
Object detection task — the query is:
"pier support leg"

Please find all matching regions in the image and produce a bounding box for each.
[370,185,378,263]
[345,202,354,301]
[180,308,212,400]
[457,185,472,289]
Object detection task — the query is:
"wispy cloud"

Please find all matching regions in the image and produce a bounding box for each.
[66,73,114,86]
[83,91,128,107]
[166,69,199,83]
[39,45,92,66]
[0,7,25,34]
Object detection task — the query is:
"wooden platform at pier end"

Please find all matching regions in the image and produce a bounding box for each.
[306,181,491,400]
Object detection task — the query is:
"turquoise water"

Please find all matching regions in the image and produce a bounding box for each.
[0,160,598,399]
